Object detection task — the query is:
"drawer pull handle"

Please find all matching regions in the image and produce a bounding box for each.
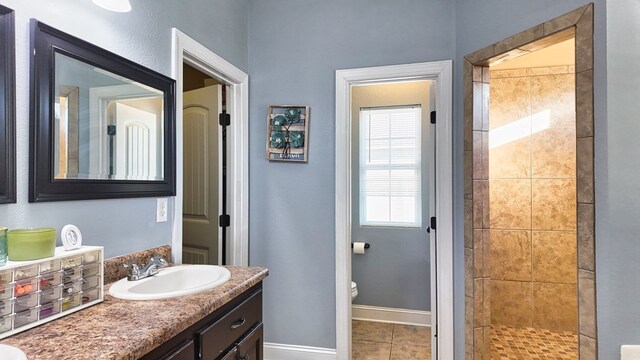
[240,355,249,360]
[231,317,246,329]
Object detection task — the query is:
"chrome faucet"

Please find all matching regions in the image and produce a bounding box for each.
[124,255,169,281]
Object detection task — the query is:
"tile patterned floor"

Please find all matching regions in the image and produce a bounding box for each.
[352,320,431,360]
[490,324,579,359]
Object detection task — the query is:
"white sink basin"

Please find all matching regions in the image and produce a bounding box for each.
[108,265,231,300]
[0,345,26,360]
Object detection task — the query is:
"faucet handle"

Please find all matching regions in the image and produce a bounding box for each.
[123,262,140,275]
[148,255,169,267]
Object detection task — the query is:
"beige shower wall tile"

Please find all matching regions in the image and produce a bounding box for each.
[490,230,531,281]
[482,230,491,278]
[490,280,533,328]
[531,73,576,128]
[489,77,530,130]
[464,200,473,249]
[464,62,473,150]
[474,230,484,276]
[474,279,484,327]
[483,279,491,326]
[577,137,595,204]
[464,150,472,199]
[580,335,597,360]
[532,179,576,231]
[473,180,490,229]
[481,131,489,179]
[533,283,578,332]
[490,179,531,229]
[489,129,531,179]
[528,66,572,76]
[482,83,490,132]
[576,5,594,73]
[543,5,586,35]
[473,66,483,82]
[482,68,491,83]
[577,203,595,271]
[465,296,473,347]
[473,82,484,131]
[473,327,486,359]
[579,269,597,338]
[473,131,487,180]
[532,231,577,283]
[465,249,474,296]
[531,127,576,178]
[490,68,528,79]
[576,70,594,138]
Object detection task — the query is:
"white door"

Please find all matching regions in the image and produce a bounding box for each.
[182,85,222,265]
[115,102,158,180]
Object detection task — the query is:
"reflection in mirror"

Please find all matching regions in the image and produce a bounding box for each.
[54,53,164,181]
[0,6,15,204]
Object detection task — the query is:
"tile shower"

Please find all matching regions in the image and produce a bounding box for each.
[488,66,578,358]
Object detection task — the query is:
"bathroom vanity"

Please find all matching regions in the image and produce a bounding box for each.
[141,284,263,360]
[0,265,268,359]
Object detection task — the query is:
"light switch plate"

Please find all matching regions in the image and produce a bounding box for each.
[156,198,168,222]
[621,345,640,360]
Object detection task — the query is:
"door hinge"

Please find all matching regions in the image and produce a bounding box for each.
[430,111,436,124]
[430,216,437,231]
[219,111,231,126]
[219,214,230,228]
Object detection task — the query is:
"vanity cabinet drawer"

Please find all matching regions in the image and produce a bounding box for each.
[159,340,194,360]
[220,347,238,360]
[199,290,262,359]
[236,324,263,360]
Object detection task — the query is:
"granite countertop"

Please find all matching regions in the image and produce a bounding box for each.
[0,266,269,360]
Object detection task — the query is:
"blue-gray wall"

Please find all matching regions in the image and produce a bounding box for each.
[248,0,455,348]
[454,1,607,358]
[602,0,640,358]
[0,0,248,258]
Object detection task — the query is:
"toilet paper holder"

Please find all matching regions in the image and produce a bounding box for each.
[351,243,370,249]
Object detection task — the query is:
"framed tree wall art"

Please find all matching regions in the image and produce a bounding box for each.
[266,105,309,162]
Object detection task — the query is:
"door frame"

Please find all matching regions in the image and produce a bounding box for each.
[335,60,454,359]
[171,29,249,266]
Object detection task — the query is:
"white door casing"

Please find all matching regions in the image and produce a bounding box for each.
[171,29,249,266]
[335,61,453,360]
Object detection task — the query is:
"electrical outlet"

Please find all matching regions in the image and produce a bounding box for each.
[156,198,168,222]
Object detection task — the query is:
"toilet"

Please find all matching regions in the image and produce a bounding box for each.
[351,281,358,301]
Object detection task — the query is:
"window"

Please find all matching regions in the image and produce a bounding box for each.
[359,106,421,227]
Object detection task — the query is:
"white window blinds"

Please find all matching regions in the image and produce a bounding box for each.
[359,106,422,227]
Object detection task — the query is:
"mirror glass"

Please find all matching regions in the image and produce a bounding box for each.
[54,53,164,181]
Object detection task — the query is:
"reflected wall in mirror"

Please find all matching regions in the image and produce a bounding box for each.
[54,53,164,181]
[0,6,15,204]
[30,20,175,202]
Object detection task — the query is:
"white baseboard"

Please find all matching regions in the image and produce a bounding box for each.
[352,305,431,327]
[264,343,337,360]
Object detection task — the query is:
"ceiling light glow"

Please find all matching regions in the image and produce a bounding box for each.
[92,0,132,13]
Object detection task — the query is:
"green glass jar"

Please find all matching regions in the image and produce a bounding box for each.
[7,228,56,261]
[0,228,6,266]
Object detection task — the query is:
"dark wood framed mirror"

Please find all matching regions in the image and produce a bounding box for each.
[29,20,176,202]
[0,6,16,204]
